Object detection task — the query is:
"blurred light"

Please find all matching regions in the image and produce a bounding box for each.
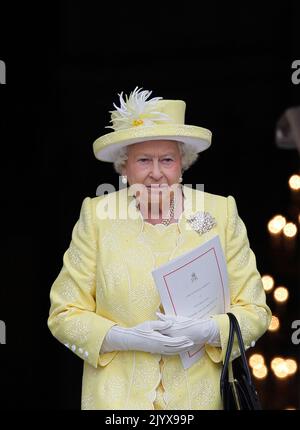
[285,359,298,375]
[261,275,274,291]
[262,275,275,292]
[289,174,300,190]
[271,357,284,371]
[285,407,296,410]
[268,215,286,234]
[274,287,289,303]
[283,222,297,238]
[249,354,265,369]
[268,315,280,331]
[273,361,289,378]
[253,364,268,379]
[271,357,298,380]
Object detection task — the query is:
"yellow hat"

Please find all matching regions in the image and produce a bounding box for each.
[93,87,212,162]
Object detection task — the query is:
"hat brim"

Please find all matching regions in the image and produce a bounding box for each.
[93,124,212,162]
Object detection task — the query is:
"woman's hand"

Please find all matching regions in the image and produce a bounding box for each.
[100,319,195,355]
[156,312,221,347]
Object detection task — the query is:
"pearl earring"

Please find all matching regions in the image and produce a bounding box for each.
[179,176,183,183]
[121,175,127,184]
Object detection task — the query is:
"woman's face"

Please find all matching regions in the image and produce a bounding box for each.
[122,140,183,215]
[122,139,182,187]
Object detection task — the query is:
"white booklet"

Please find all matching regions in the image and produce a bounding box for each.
[152,235,230,369]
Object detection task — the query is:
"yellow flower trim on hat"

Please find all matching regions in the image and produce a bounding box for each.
[106,87,171,131]
[132,119,144,127]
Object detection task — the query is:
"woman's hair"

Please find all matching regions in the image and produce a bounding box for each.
[113,141,199,175]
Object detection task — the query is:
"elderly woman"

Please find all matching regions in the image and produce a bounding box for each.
[48,87,271,410]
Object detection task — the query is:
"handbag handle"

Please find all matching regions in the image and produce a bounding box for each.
[220,312,253,391]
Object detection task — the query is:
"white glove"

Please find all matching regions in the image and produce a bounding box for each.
[156,312,221,347]
[100,319,195,355]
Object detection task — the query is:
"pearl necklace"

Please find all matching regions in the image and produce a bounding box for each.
[161,198,175,226]
[134,196,175,226]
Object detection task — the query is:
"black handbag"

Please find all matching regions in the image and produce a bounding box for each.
[220,312,262,410]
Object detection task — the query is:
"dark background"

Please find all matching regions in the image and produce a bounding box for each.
[0,1,299,410]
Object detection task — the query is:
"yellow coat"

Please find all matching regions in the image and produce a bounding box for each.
[47,185,271,410]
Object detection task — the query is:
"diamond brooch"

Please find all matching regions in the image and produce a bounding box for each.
[186,211,217,235]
